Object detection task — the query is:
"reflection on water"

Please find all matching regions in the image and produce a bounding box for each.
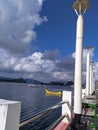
[0,82,73,130]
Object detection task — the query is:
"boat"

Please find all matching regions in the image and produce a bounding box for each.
[27,83,38,87]
[45,89,62,96]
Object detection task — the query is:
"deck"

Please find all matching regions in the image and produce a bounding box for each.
[80,82,98,130]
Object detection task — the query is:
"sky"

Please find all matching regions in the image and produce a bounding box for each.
[0,0,98,82]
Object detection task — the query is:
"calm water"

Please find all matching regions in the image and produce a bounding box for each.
[0,82,73,130]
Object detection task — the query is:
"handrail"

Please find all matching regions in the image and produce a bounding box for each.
[19,101,67,128]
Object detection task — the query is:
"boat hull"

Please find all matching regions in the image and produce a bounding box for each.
[45,89,62,95]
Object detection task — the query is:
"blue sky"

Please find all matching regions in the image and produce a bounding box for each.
[0,0,98,82]
[34,0,98,59]
[34,0,76,57]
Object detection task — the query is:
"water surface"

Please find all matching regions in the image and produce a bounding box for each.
[0,82,73,130]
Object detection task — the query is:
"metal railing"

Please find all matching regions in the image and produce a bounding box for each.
[19,101,67,128]
[0,91,72,130]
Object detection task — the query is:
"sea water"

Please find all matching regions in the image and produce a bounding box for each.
[0,82,73,130]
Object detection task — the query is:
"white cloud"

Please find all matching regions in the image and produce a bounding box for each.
[22,30,36,43]
[0,48,97,82]
[0,0,47,55]
[53,71,74,81]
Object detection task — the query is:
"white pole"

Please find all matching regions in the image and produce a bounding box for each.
[90,62,92,94]
[93,68,95,92]
[90,63,95,94]
[74,15,83,114]
[93,72,95,93]
[86,51,90,96]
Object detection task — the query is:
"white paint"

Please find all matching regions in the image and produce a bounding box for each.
[74,15,83,114]
[90,62,93,94]
[93,70,95,93]
[86,51,90,96]
[0,99,21,130]
[82,88,86,98]
[62,91,72,123]
[90,62,95,94]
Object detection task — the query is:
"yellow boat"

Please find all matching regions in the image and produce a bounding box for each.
[45,89,62,96]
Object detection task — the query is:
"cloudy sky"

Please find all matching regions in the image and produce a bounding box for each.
[0,0,98,82]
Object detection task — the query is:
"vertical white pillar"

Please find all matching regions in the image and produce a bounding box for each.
[90,62,95,94]
[74,15,83,114]
[90,62,93,94]
[93,68,95,93]
[86,51,90,96]
[0,99,21,130]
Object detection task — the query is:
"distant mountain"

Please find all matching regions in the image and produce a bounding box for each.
[49,81,74,86]
[25,78,43,84]
[0,76,26,83]
[0,76,74,86]
[0,76,44,84]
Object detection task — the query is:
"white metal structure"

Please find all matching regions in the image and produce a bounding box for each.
[86,46,94,96]
[90,61,95,95]
[62,91,72,123]
[0,99,21,130]
[54,91,72,130]
[74,14,83,114]
[86,49,90,96]
[73,0,90,115]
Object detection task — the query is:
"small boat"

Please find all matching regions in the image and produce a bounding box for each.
[45,89,62,96]
[27,84,38,87]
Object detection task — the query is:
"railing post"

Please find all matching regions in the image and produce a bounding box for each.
[54,91,72,130]
[0,99,21,130]
[62,91,72,123]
